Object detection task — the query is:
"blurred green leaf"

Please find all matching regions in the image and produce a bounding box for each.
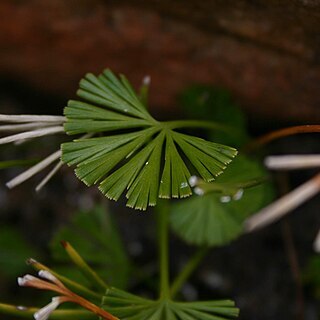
[0,227,40,277]
[50,205,130,289]
[180,86,248,147]
[170,155,274,247]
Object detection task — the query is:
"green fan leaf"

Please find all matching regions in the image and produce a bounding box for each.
[102,288,239,320]
[170,155,274,246]
[50,205,130,289]
[62,69,237,210]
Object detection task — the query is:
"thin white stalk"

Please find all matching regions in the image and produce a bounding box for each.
[0,126,64,145]
[314,229,320,253]
[6,150,61,189]
[244,173,320,232]
[38,270,61,285]
[0,122,62,132]
[33,297,61,320]
[265,155,320,170]
[14,132,92,146]
[0,114,65,123]
[35,161,63,192]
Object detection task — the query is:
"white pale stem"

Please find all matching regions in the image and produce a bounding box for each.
[18,274,39,286]
[0,126,64,145]
[33,297,61,320]
[0,114,65,123]
[245,173,320,232]
[36,161,63,192]
[314,229,320,253]
[0,122,62,132]
[6,150,62,189]
[38,270,60,285]
[265,155,320,170]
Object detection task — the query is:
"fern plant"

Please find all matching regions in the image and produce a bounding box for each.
[0,69,275,320]
[62,69,237,210]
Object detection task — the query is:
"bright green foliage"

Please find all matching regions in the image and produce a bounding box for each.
[62,69,237,210]
[50,205,130,289]
[102,287,239,320]
[0,227,40,277]
[170,155,274,246]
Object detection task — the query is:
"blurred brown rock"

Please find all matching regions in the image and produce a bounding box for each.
[0,0,319,122]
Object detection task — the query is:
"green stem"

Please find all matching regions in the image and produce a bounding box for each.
[197,177,269,195]
[27,258,101,300]
[157,201,170,300]
[0,303,95,319]
[163,120,235,134]
[61,241,108,292]
[244,124,320,152]
[170,246,209,299]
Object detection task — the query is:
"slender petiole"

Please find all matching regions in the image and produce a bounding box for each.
[36,160,64,192]
[265,155,320,170]
[6,150,62,189]
[170,246,209,299]
[0,126,64,145]
[245,125,320,151]
[162,120,234,134]
[244,172,320,232]
[0,122,63,132]
[61,241,108,292]
[157,201,170,300]
[0,303,95,320]
[0,114,66,123]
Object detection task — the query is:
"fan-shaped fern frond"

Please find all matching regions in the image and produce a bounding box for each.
[62,69,237,210]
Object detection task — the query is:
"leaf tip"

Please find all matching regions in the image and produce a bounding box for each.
[180,193,192,198]
[126,203,147,211]
[159,194,170,199]
[26,258,38,266]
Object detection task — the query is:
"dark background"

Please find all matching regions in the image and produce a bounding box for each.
[0,1,319,319]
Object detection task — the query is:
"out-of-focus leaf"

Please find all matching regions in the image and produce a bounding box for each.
[180,86,248,147]
[0,227,40,277]
[170,155,274,247]
[50,205,130,289]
